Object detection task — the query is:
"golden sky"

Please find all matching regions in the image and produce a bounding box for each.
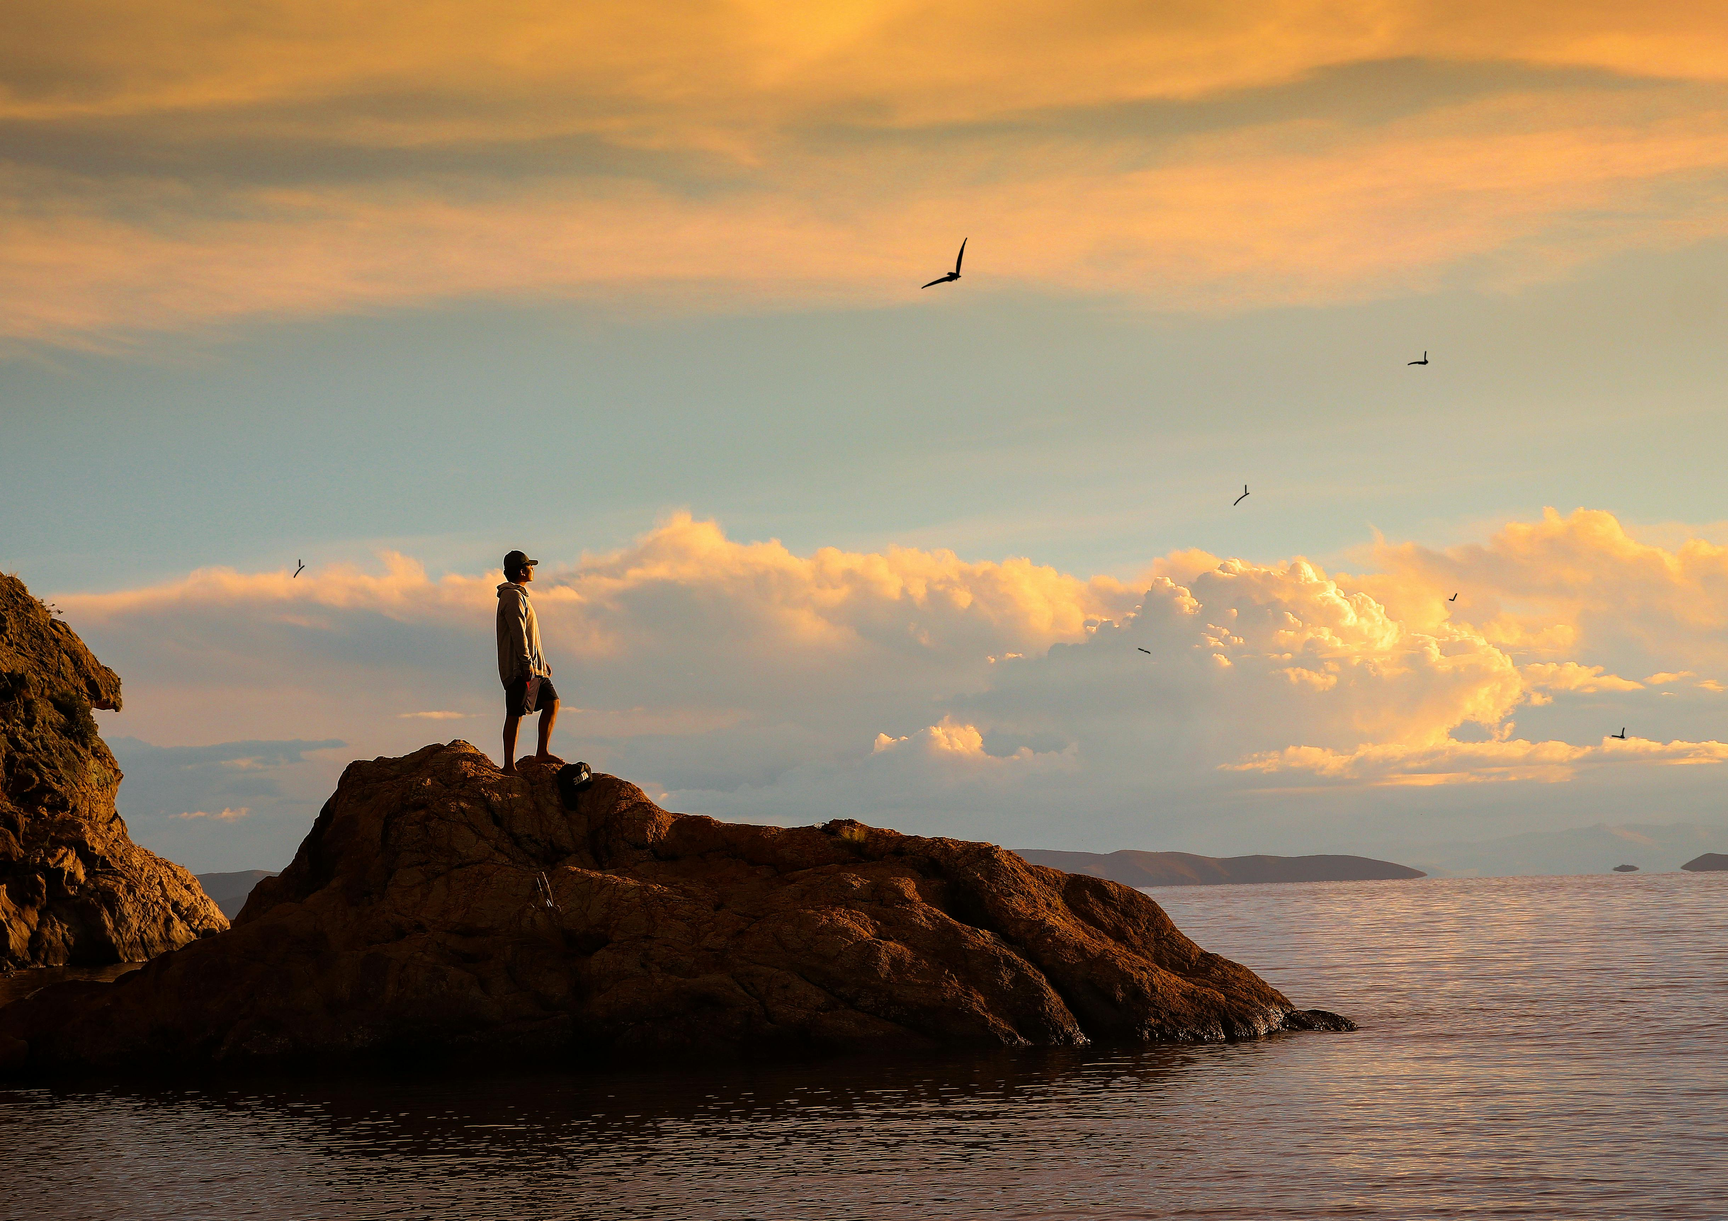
[6,1,1728,339]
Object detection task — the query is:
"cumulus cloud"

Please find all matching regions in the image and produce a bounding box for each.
[1354,508,1728,679]
[59,509,1728,865]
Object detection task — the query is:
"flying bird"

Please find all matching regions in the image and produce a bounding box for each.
[1449,593,1458,602]
[1234,485,1249,506]
[1137,647,1151,654]
[1611,728,1627,740]
[293,560,305,578]
[921,238,966,289]
[1408,352,1429,365]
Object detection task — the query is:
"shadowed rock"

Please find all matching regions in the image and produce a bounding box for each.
[0,742,1351,1075]
[0,575,225,971]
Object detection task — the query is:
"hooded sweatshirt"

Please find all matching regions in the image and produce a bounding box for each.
[496,582,549,686]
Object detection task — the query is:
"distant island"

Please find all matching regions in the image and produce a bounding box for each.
[1013,848,1425,887]
[1681,853,1728,872]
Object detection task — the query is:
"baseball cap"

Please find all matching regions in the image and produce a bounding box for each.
[503,550,539,573]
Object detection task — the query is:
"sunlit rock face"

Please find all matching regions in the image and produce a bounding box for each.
[0,575,226,971]
[0,742,1350,1074]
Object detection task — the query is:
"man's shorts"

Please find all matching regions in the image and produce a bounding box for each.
[504,675,559,718]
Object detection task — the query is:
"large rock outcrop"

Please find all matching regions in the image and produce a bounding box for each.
[0,575,225,970]
[0,741,1349,1075]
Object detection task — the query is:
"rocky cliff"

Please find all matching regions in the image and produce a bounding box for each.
[0,742,1350,1074]
[0,574,225,970]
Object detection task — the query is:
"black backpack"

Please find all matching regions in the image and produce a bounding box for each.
[556,761,594,809]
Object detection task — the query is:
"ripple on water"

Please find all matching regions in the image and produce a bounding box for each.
[2,872,1724,1219]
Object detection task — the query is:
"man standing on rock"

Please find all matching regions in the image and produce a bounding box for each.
[497,549,558,774]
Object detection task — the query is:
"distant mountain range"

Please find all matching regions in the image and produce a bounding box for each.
[195,870,278,919]
[1012,849,1424,887]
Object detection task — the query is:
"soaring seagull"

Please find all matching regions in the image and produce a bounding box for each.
[1449,593,1458,602]
[922,239,966,289]
[293,560,305,578]
[1234,484,1249,506]
[1611,727,1627,740]
[1137,647,1151,655]
[1408,351,1429,365]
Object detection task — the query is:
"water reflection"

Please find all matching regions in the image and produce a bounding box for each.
[3,872,1724,1220]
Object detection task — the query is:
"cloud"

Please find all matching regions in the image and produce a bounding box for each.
[1354,508,1728,679]
[8,2,1726,128]
[1522,662,1643,693]
[176,806,250,822]
[59,509,1728,865]
[7,6,1728,341]
[872,718,1078,771]
[1231,735,1728,785]
[64,514,1140,790]
[398,710,472,720]
[105,736,347,871]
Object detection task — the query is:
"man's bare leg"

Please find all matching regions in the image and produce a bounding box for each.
[502,714,523,774]
[534,699,560,760]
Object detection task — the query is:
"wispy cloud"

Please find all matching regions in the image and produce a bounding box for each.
[6,5,1728,341]
[1522,662,1643,694]
[1230,735,1728,785]
[105,737,346,871]
[397,710,472,720]
[176,806,250,822]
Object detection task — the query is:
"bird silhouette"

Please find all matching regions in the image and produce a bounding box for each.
[1611,728,1627,740]
[921,238,966,288]
[1449,593,1458,602]
[1233,484,1249,506]
[1408,352,1428,365]
[293,560,305,578]
[1137,647,1151,654]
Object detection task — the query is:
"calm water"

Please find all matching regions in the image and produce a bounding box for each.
[2,872,1724,1220]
